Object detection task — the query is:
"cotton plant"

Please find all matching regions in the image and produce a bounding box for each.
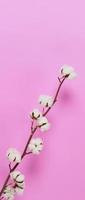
[0,65,77,200]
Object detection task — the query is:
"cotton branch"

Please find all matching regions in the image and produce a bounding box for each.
[0,65,77,200]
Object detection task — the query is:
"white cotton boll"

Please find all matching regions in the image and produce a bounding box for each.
[3,186,15,200]
[30,108,42,119]
[16,174,24,183]
[60,65,77,79]
[40,122,50,132]
[28,138,43,154]
[15,183,25,195]
[37,116,50,132]
[61,65,74,75]
[10,170,24,182]
[37,116,48,126]
[10,171,25,187]
[15,187,24,195]
[38,95,53,107]
[68,71,77,79]
[10,170,20,180]
[6,148,21,163]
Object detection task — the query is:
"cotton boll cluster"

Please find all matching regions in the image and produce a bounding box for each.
[60,65,77,79]
[28,138,43,154]
[2,170,25,200]
[29,94,53,133]
[30,109,50,132]
[6,148,21,164]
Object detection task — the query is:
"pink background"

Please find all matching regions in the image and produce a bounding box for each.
[0,0,84,200]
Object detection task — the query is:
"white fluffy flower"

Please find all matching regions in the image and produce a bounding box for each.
[38,95,53,107]
[28,138,43,154]
[30,108,42,119]
[3,186,15,200]
[37,116,50,132]
[6,148,21,163]
[14,186,24,195]
[10,171,25,187]
[60,65,77,79]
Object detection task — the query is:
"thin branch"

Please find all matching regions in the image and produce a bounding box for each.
[31,120,34,133]
[25,152,32,156]
[9,163,11,172]
[43,76,66,116]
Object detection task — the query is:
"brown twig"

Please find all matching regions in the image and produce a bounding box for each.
[0,76,66,198]
[43,76,66,116]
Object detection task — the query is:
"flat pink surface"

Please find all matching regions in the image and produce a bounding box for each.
[0,0,84,200]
